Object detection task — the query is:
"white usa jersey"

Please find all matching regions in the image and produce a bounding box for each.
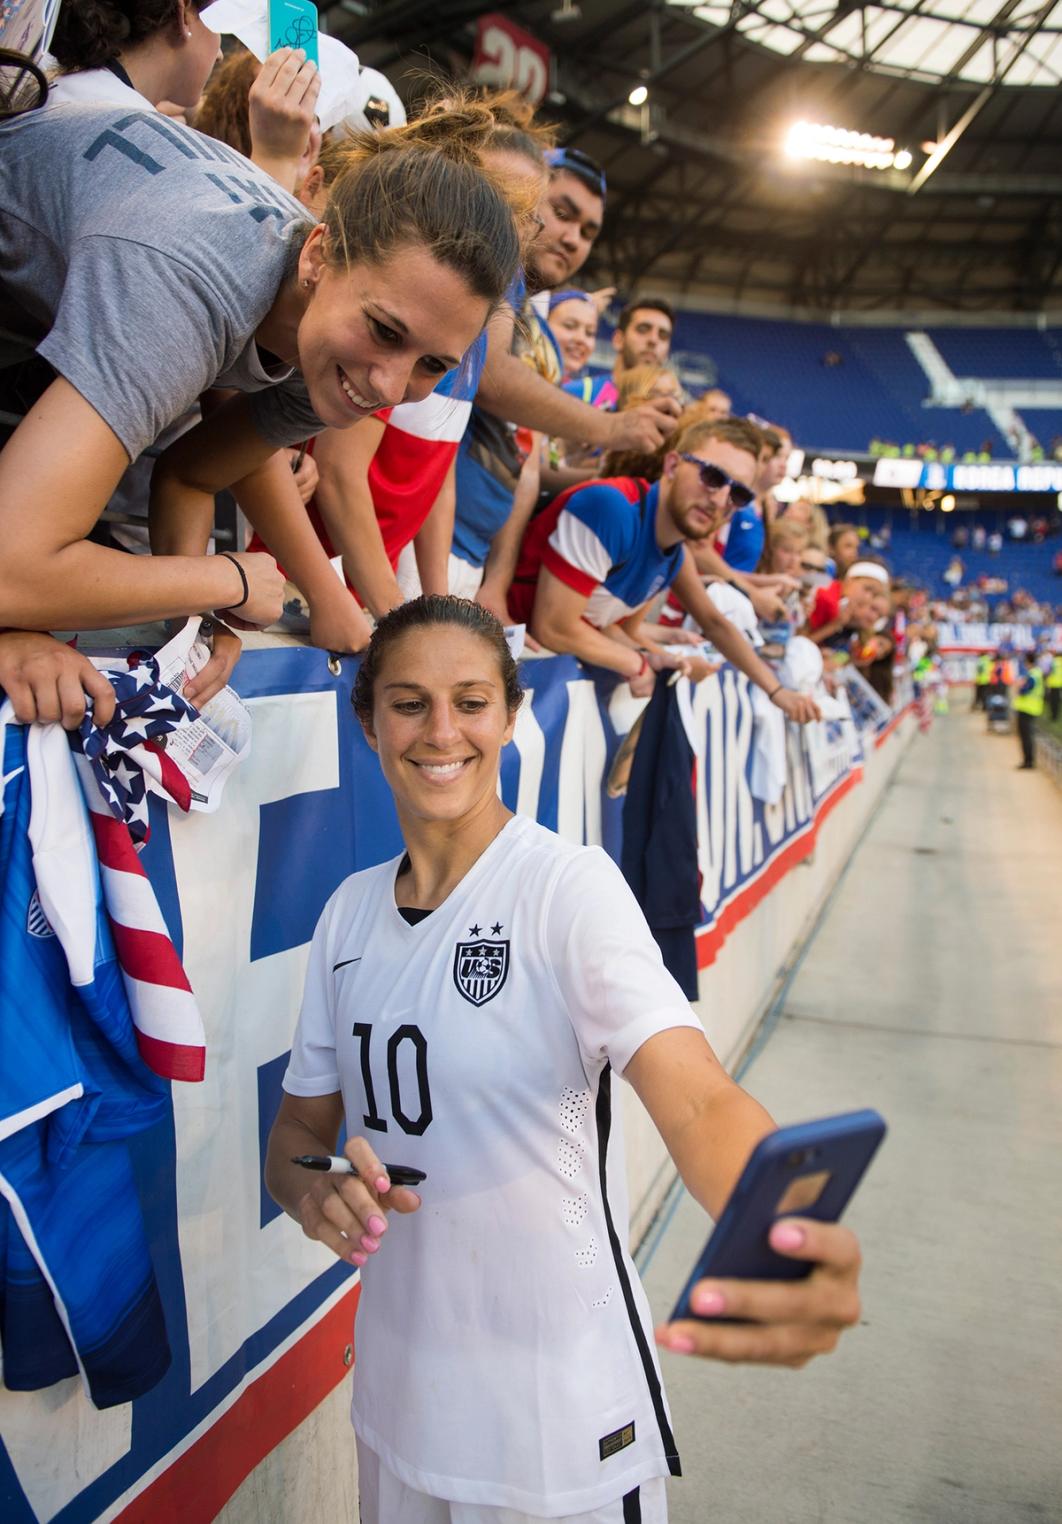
[284,815,702,1517]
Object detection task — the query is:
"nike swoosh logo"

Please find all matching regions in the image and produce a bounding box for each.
[2,767,24,788]
[332,957,362,973]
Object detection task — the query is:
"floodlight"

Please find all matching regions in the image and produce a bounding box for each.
[784,120,905,173]
[628,84,648,106]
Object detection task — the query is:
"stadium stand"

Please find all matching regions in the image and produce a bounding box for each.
[669,311,1007,456]
[926,326,1062,380]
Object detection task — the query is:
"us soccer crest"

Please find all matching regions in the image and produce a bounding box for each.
[453,933,509,1007]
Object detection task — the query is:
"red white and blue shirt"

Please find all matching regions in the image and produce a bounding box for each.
[544,479,684,628]
[370,332,488,566]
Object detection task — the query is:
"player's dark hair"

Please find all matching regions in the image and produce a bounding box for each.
[617,296,674,332]
[50,0,207,71]
[352,596,524,723]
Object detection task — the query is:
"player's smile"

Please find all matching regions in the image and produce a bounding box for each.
[407,755,475,784]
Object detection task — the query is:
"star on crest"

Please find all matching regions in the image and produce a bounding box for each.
[491,922,503,936]
[469,924,482,937]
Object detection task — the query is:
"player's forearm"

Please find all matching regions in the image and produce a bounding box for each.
[534,611,643,679]
[265,1114,340,1223]
[480,446,541,592]
[477,350,613,444]
[413,467,455,597]
[231,453,344,609]
[675,1085,778,1220]
[313,427,402,618]
[0,538,244,629]
[690,539,753,595]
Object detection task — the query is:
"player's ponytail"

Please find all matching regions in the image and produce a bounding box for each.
[352,597,524,724]
[317,96,525,309]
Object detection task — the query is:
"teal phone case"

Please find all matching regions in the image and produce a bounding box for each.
[268,0,319,64]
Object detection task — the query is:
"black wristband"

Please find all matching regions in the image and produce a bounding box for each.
[217,552,249,611]
[768,682,783,700]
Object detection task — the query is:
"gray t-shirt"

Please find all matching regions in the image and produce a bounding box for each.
[0,101,325,459]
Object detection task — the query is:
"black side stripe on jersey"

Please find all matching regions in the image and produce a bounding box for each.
[595,1064,681,1477]
[622,1488,642,1523]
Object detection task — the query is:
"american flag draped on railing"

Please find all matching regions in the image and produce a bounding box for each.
[69,654,207,1082]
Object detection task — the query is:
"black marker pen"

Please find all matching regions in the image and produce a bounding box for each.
[291,1155,426,1187]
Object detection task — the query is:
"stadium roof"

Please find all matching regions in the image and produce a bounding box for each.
[668,0,1062,89]
[329,0,1062,319]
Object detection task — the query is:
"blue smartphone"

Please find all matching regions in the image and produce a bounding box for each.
[670,1108,886,1321]
[268,0,319,65]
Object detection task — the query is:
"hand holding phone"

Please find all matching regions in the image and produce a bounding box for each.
[655,1109,884,1368]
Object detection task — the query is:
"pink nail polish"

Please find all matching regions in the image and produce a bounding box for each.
[375,1175,390,1193]
[350,1250,366,1267]
[360,1234,379,1252]
[772,1222,806,1251]
[668,1334,696,1354]
[693,1289,726,1316]
[367,1215,386,1236]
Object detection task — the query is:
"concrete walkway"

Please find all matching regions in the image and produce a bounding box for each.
[642,706,1062,1524]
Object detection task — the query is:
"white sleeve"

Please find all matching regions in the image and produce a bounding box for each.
[545,848,702,1074]
[283,897,341,1097]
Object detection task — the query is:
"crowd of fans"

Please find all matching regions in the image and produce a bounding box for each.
[0,4,918,733]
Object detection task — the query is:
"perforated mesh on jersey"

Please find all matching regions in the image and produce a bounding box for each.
[592,1287,613,1308]
[560,1192,589,1227]
[574,1237,598,1268]
[559,1086,591,1133]
[557,1138,583,1179]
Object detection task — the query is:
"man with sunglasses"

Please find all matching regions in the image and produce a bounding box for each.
[507,417,820,721]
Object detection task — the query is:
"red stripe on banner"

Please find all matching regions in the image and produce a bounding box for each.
[695,768,862,972]
[88,807,145,876]
[874,703,915,749]
[112,1285,361,1524]
[111,921,193,993]
[135,1030,206,1083]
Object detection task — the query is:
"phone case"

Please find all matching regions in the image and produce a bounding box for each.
[268,0,319,64]
[670,1108,886,1321]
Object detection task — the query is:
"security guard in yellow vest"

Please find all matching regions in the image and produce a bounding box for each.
[1013,653,1045,769]
[973,651,993,710]
[1047,652,1062,725]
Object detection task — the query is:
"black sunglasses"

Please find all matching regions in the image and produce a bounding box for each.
[680,453,756,510]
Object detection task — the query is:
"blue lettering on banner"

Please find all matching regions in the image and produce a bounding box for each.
[0,646,895,1522]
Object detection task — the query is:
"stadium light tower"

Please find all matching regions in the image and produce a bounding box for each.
[785,121,913,173]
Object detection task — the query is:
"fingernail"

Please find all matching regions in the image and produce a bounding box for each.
[667,1333,696,1354]
[772,1222,806,1251]
[367,1215,386,1236]
[375,1175,390,1193]
[350,1250,366,1266]
[407,1191,422,1208]
[360,1234,379,1253]
[693,1289,726,1316]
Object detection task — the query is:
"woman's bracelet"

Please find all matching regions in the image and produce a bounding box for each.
[767,681,784,702]
[217,552,249,611]
[632,651,650,679]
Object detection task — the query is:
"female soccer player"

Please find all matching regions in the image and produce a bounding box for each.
[266,596,864,1524]
[0,98,520,715]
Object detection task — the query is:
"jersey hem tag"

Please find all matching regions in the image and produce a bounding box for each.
[599,1421,636,1461]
